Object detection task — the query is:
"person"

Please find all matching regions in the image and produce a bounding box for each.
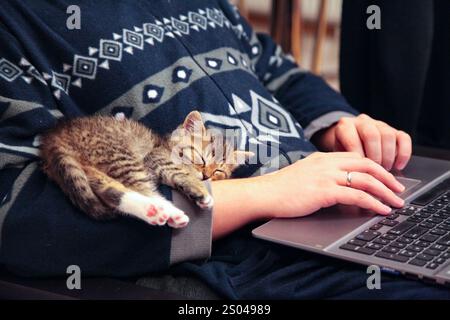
[0,0,448,299]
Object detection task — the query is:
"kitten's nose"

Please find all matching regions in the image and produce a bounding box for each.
[202,173,210,180]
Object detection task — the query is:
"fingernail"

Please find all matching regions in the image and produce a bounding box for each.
[382,205,392,214]
[395,181,405,192]
[396,162,407,171]
[396,198,405,207]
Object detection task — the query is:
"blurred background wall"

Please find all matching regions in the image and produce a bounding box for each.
[231,0,343,90]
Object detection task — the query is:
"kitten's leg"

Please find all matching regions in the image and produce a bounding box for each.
[126,181,191,229]
[144,148,214,210]
[42,149,112,219]
[83,166,189,228]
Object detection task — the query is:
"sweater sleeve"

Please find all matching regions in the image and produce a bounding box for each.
[218,0,359,139]
[0,25,212,277]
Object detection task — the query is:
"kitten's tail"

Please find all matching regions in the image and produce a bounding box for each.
[42,148,114,219]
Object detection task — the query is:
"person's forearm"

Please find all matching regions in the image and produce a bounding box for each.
[209,150,405,241]
[210,176,272,240]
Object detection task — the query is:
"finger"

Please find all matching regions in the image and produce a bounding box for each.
[337,171,404,208]
[334,186,392,215]
[335,119,365,156]
[357,120,382,164]
[378,124,397,171]
[339,158,405,193]
[394,131,412,170]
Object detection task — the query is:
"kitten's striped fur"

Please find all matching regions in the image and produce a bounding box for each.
[39,111,252,228]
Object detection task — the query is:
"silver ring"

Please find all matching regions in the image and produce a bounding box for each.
[346,171,353,187]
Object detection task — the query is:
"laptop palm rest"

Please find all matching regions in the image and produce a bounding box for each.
[253,206,378,252]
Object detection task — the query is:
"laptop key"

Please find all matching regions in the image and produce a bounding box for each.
[442,252,450,259]
[370,224,383,231]
[397,237,413,244]
[388,221,415,236]
[404,227,428,239]
[419,222,436,229]
[430,229,447,236]
[381,234,397,241]
[382,246,399,254]
[420,234,439,243]
[397,206,420,216]
[386,213,400,220]
[390,242,406,249]
[380,219,399,227]
[427,217,444,224]
[433,213,447,219]
[420,207,439,214]
[407,245,423,252]
[423,249,441,256]
[437,234,450,246]
[398,250,416,258]
[430,244,447,251]
[375,251,409,263]
[415,212,432,219]
[409,258,427,267]
[366,243,383,250]
[373,238,390,246]
[426,263,439,270]
[416,254,433,261]
[407,217,424,224]
[434,257,447,264]
[348,239,367,246]
[356,230,381,242]
[413,240,430,248]
[339,244,375,255]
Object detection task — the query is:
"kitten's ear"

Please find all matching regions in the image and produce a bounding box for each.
[232,151,255,165]
[183,111,205,133]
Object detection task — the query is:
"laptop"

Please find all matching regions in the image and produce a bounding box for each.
[252,155,450,286]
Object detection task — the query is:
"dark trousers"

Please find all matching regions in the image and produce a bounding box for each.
[173,226,450,299]
[340,0,450,149]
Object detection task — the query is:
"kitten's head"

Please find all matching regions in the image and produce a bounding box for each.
[170,111,254,181]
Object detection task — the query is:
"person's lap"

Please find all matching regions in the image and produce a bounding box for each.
[161,225,450,300]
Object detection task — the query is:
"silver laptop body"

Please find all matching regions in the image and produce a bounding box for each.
[253,155,450,286]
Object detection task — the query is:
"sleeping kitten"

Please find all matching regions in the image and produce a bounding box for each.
[39,111,252,228]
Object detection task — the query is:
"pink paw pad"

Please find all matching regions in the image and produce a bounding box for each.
[146,205,158,217]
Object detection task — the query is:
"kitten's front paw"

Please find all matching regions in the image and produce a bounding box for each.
[119,192,189,228]
[167,212,190,228]
[196,194,214,210]
[145,200,187,227]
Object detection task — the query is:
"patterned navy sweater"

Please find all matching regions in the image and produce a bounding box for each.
[0,0,357,277]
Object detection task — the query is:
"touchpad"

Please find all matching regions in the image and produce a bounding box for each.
[253,206,378,250]
[394,176,421,198]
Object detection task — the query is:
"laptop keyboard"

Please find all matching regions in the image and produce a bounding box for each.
[340,185,450,270]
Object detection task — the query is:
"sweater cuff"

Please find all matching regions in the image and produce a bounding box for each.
[169,180,213,265]
[303,111,357,140]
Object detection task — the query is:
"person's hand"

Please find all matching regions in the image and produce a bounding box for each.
[255,152,405,218]
[312,114,412,171]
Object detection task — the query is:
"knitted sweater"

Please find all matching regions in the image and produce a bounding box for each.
[0,0,357,277]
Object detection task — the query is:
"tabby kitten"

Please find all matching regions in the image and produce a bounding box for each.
[39,111,252,228]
